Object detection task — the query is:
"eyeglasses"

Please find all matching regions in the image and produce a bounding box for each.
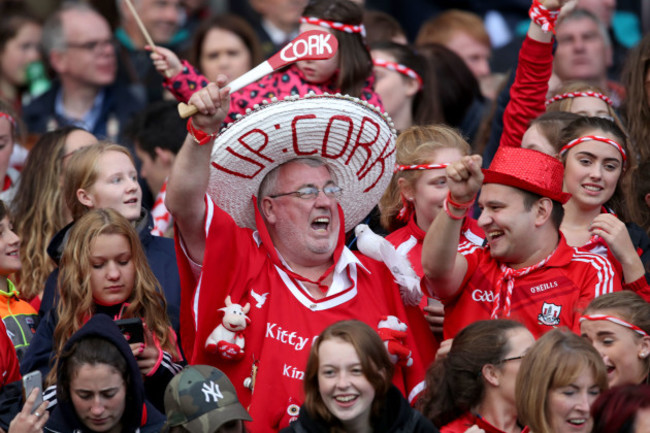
[269,184,343,200]
[65,38,116,54]
[498,354,526,364]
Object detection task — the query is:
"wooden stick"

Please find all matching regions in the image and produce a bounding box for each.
[122,0,171,78]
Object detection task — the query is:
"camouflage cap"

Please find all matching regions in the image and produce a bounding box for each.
[162,365,252,433]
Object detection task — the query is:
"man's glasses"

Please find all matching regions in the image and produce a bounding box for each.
[269,185,343,200]
[65,38,116,54]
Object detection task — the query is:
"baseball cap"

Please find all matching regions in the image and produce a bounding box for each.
[163,365,252,433]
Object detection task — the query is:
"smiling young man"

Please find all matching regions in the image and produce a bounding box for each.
[421,146,622,339]
[166,83,437,432]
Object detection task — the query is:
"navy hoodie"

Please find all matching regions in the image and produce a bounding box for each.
[44,314,165,433]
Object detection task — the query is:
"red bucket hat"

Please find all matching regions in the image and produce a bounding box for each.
[482,147,571,204]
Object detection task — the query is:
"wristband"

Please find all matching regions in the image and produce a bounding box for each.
[187,118,218,145]
[446,191,476,209]
[443,198,469,220]
[529,0,560,34]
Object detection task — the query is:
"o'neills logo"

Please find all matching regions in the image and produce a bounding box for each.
[530,281,558,294]
[279,33,334,62]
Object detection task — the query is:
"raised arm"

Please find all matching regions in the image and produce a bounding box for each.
[499,0,576,149]
[165,78,230,264]
[422,155,484,299]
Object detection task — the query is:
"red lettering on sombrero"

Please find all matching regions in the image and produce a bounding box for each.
[211,112,392,189]
[360,135,395,193]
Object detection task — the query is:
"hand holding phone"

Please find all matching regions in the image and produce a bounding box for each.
[114,317,144,344]
[21,371,43,414]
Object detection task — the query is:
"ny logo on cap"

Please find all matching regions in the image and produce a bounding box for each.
[202,380,224,403]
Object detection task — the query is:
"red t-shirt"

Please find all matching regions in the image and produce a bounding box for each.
[432,235,621,339]
[176,198,437,432]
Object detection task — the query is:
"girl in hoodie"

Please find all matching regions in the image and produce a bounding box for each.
[22,209,183,413]
[44,314,165,433]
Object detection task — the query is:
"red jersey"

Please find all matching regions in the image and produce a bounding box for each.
[176,198,437,433]
[442,412,529,433]
[386,214,484,278]
[0,319,20,387]
[387,214,483,313]
[430,235,621,339]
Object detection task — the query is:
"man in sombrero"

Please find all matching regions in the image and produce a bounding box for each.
[165,80,436,432]
[421,146,622,340]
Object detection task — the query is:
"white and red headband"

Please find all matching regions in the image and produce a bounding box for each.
[545,91,613,107]
[395,163,450,221]
[580,314,648,337]
[300,16,366,37]
[373,58,423,90]
[559,135,626,162]
[394,163,448,173]
[0,113,16,129]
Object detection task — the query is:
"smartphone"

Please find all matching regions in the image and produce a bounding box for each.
[22,370,43,414]
[114,317,145,344]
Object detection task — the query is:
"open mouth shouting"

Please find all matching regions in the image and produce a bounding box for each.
[311,216,331,233]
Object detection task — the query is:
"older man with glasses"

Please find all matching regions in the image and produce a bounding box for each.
[22,2,144,142]
[166,82,438,433]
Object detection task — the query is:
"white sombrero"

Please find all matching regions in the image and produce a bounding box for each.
[207,93,396,232]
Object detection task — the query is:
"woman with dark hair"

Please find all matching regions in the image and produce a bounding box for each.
[516,329,608,433]
[557,116,650,291]
[370,42,442,132]
[591,384,650,433]
[418,320,534,433]
[520,111,580,155]
[625,158,650,236]
[620,32,650,162]
[281,320,437,433]
[44,314,165,432]
[417,43,485,143]
[581,291,650,387]
[0,1,41,113]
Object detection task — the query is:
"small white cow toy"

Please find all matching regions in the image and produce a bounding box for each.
[205,296,251,361]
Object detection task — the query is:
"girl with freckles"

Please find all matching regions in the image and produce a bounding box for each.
[556,116,650,292]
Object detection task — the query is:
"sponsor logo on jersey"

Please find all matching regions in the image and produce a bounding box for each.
[530,280,558,294]
[266,322,311,351]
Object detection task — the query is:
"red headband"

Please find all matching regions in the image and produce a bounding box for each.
[580,314,648,337]
[300,16,366,37]
[394,163,448,173]
[0,113,16,129]
[545,91,613,107]
[560,135,626,162]
[373,58,423,89]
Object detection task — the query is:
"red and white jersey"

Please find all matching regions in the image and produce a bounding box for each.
[387,214,483,312]
[386,215,484,278]
[176,197,437,433]
[434,235,621,339]
[441,412,530,433]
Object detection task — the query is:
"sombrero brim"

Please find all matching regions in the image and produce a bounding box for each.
[207,93,397,232]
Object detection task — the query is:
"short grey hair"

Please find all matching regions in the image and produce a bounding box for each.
[556,8,611,48]
[257,158,332,212]
[41,1,99,55]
